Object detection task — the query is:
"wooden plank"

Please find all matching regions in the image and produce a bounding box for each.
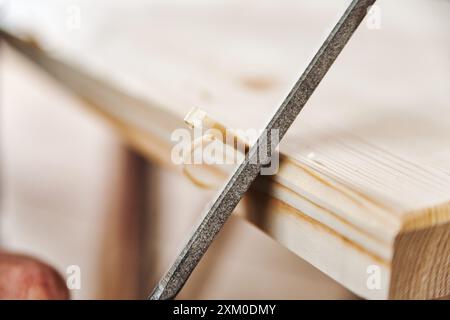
[0,43,360,300]
[1,0,449,299]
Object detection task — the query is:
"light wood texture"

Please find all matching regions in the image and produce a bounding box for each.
[1,0,449,299]
[0,45,360,300]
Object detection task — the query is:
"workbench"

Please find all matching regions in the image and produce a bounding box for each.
[1,0,449,299]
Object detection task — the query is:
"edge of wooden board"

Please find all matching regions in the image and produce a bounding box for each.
[2,32,448,299]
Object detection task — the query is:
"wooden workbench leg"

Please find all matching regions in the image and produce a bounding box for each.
[97,146,152,299]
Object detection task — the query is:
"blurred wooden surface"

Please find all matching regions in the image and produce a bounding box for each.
[1,0,449,299]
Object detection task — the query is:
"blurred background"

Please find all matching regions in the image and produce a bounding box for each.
[0,0,448,299]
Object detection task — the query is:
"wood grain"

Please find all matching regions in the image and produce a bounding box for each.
[1,0,448,299]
